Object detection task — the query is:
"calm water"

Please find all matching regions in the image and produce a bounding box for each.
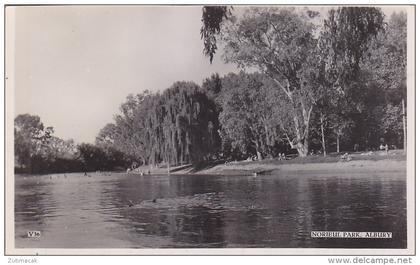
[15,171,406,248]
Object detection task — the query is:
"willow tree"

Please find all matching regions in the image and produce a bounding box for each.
[221,8,319,157]
[160,81,220,166]
[201,6,232,63]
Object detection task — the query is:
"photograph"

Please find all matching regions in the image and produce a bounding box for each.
[4,4,415,255]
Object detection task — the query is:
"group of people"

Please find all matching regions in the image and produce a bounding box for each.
[356,141,392,153]
[340,153,352,162]
[379,143,389,153]
[126,167,151,175]
[278,153,286,160]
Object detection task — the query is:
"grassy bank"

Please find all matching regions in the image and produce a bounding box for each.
[131,150,406,176]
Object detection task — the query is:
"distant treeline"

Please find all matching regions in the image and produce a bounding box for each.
[14,7,407,173]
[14,114,131,174]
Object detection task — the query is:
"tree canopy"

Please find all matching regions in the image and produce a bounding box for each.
[15,7,408,174]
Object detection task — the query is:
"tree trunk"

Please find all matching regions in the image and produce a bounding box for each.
[273,78,312,158]
[254,140,263,161]
[292,118,309,157]
[402,99,406,153]
[170,131,178,166]
[256,150,263,161]
[320,115,326,157]
[336,134,340,153]
[264,124,271,148]
[165,151,170,175]
[296,139,309,157]
[179,135,184,165]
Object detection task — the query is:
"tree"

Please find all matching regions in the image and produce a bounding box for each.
[111,92,151,164]
[200,6,232,63]
[14,114,53,170]
[46,137,77,159]
[379,104,404,147]
[96,123,119,147]
[219,72,284,160]
[202,73,223,104]
[320,7,384,78]
[14,114,86,173]
[97,81,221,168]
[319,7,385,152]
[159,81,220,166]
[361,11,407,150]
[77,143,107,171]
[221,7,320,157]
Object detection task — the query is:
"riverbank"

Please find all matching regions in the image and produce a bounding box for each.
[199,157,406,176]
[132,150,406,176]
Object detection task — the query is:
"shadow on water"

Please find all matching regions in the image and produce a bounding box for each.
[15,171,406,248]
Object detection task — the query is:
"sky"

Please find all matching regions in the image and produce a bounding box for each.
[10,5,406,144]
[12,6,237,143]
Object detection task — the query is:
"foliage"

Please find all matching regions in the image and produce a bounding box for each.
[221,7,321,156]
[218,72,287,160]
[16,7,408,174]
[380,104,404,146]
[201,6,232,63]
[98,81,221,168]
[15,114,129,174]
[314,7,386,152]
[362,11,406,104]
[77,143,130,172]
[14,114,54,170]
[320,7,385,80]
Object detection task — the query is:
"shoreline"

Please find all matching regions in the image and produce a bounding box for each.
[132,155,406,176]
[197,159,406,176]
[18,152,406,177]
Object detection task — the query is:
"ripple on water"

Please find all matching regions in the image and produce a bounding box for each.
[14,172,407,248]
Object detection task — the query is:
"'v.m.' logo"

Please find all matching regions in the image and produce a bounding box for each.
[27,231,41,238]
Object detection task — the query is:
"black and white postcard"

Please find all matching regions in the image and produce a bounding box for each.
[4,4,415,256]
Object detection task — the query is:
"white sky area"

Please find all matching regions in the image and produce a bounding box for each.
[11,5,406,144]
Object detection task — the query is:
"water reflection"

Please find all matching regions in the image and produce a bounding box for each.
[15,172,406,248]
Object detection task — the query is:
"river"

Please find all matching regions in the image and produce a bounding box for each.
[15,171,406,248]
